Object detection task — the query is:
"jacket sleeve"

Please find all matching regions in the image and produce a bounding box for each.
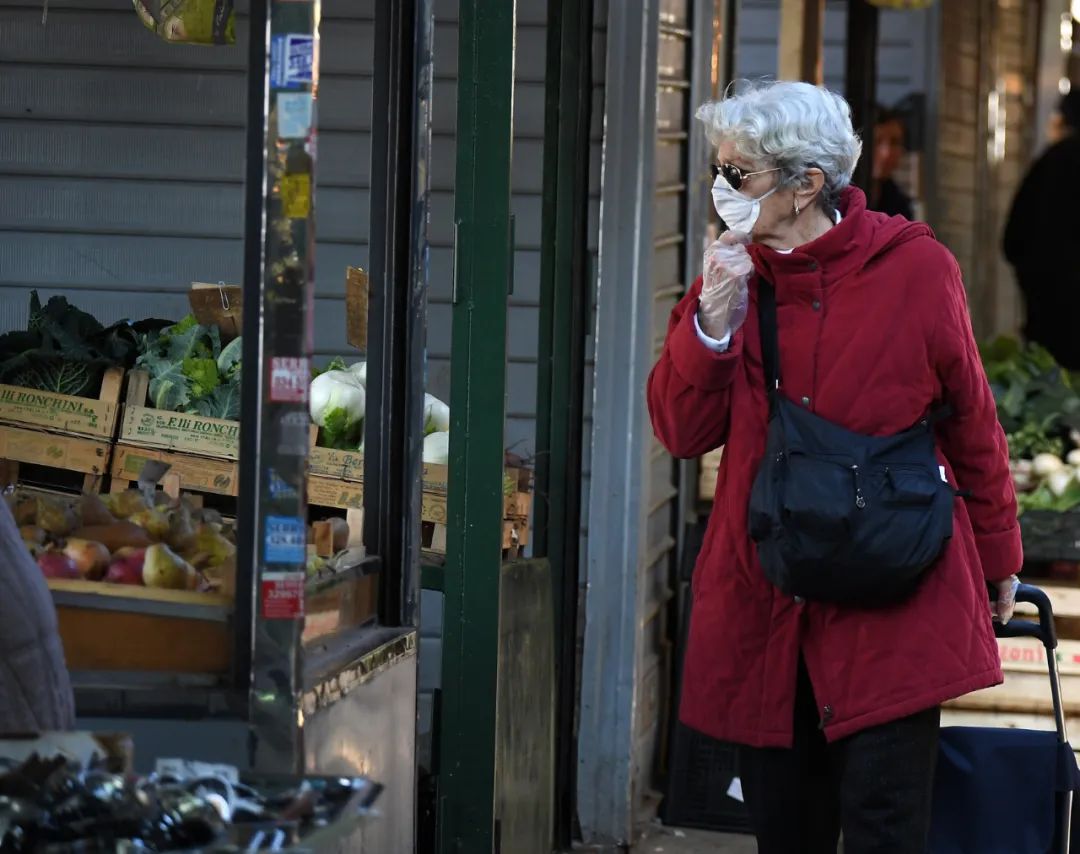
[647,276,744,459]
[932,258,1022,582]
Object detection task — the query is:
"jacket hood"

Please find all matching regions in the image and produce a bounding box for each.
[748,187,932,291]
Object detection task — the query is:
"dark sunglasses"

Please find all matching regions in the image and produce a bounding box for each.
[710,162,781,191]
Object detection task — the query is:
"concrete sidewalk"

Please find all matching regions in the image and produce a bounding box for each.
[632,825,755,853]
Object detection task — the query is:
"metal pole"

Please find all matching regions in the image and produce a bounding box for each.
[240,0,319,774]
[366,0,428,630]
[846,0,879,193]
[536,0,593,845]
[437,0,515,850]
[577,0,659,843]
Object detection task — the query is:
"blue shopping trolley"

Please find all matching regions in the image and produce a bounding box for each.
[928,584,1080,854]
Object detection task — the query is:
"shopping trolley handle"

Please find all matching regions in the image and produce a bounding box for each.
[992,582,1058,650]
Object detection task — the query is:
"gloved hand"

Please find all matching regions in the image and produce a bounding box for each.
[992,575,1020,624]
[699,231,754,341]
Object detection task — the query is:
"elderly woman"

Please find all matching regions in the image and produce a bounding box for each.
[649,81,1019,853]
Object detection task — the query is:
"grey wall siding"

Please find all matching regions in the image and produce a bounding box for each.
[424,0,604,459]
[0,0,370,357]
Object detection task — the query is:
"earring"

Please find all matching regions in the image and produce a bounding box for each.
[794,198,801,217]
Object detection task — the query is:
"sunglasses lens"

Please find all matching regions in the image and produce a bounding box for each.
[721,163,744,190]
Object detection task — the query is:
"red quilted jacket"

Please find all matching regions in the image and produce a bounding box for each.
[649,188,1020,747]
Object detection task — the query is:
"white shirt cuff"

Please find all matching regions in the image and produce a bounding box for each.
[694,312,731,352]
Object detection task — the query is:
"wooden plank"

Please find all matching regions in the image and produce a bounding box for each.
[946,637,1080,715]
[307,475,364,511]
[505,491,532,519]
[55,606,229,674]
[111,445,239,495]
[46,578,231,609]
[120,405,241,459]
[1014,582,1080,620]
[778,0,825,83]
[0,368,122,440]
[0,425,110,475]
[307,474,448,522]
[308,446,365,481]
[940,708,1080,733]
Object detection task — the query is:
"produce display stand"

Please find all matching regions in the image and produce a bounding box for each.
[0,0,436,847]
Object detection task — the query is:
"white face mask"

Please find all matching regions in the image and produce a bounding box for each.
[711,171,779,234]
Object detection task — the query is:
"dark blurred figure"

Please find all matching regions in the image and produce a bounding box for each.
[1004,90,1080,369]
[868,106,915,220]
[0,499,74,733]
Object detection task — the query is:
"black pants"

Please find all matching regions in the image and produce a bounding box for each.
[738,660,940,854]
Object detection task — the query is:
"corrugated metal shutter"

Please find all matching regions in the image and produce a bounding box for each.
[0,0,369,355]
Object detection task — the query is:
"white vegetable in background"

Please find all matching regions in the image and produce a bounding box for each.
[1066,449,1080,468]
[310,370,366,427]
[1048,468,1076,497]
[1011,459,1034,476]
[423,431,450,464]
[424,393,451,435]
[1032,453,1066,477]
[348,360,367,387]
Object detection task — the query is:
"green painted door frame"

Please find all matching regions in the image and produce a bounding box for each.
[534,0,594,846]
[437,0,515,851]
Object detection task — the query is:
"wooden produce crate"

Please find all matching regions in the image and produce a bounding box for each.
[419,465,533,558]
[944,635,1080,717]
[110,445,240,497]
[47,578,231,676]
[118,370,240,460]
[0,368,124,494]
[698,447,723,503]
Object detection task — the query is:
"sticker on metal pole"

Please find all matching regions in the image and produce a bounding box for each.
[276,411,311,456]
[280,173,312,219]
[269,357,310,403]
[261,571,306,619]
[270,34,314,89]
[264,515,306,564]
[277,92,313,140]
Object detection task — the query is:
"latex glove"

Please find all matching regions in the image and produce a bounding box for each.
[992,575,1020,625]
[698,232,754,341]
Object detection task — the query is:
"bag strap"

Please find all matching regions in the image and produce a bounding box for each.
[757,279,781,401]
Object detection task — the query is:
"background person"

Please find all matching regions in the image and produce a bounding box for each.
[868,105,915,220]
[1004,90,1080,369]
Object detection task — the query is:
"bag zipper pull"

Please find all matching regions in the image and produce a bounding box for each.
[852,464,866,509]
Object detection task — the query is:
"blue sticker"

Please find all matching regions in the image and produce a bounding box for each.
[265,515,306,564]
[268,470,299,501]
[270,34,314,90]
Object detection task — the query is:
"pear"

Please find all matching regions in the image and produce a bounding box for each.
[142,543,198,591]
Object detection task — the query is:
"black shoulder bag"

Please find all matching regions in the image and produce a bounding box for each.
[747,280,956,606]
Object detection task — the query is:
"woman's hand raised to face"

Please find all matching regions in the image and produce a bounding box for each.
[698,231,754,341]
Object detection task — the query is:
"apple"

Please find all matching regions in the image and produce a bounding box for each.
[63,538,111,581]
[37,552,80,580]
[104,548,147,586]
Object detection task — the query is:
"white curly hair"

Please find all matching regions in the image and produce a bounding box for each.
[696,80,863,215]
